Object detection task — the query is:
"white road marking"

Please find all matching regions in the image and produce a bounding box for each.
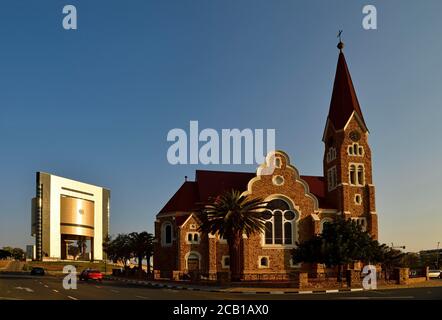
[67,296,78,300]
[44,285,49,288]
[14,287,34,293]
[135,295,150,300]
[111,290,120,293]
[52,289,59,293]
[337,296,414,300]
[95,285,102,289]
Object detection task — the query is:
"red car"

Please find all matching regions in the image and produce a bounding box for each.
[79,269,103,281]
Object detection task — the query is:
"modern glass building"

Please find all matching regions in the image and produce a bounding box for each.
[31,172,110,261]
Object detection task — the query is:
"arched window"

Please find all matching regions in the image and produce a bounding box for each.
[186,232,200,244]
[284,222,292,244]
[327,166,337,191]
[162,222,173,246]
[348,143,364,156]
[186,252,200,271]
[326,147,336,163]
[262,199,297,246]
[165,225,172,243]
[357,165,365,185]
[349,164,365,186]
[349,165,356,185]
[259,256,269,268]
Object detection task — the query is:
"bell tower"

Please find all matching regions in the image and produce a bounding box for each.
[322,39,378,239]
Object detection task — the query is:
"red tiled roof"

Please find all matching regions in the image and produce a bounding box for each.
[327,52,367,130]
[158,170,335,215]
[299,175,334,209]
[195,170,255,203]
[174,215,190,227]
[158,181,199,214]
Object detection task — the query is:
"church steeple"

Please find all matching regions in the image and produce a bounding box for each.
[322,38,377,239]
[325,41,368,132]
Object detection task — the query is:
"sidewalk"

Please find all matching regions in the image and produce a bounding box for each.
[106,276,442,295]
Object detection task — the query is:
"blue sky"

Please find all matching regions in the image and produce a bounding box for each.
[0,0,441,252]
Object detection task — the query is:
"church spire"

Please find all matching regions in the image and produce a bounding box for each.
[326,39,368,131]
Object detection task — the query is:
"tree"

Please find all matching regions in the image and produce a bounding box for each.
[68,245,80,260]
[0,249,11,260]
[2,247,25,261]
[107,234,132,267]
[129,232,155,275]
[293,217,384,281]
[77,237,87,259]
[376,245,403,280]
[401,252,422,269]
[198,189,268,282]
[102,235,111,261]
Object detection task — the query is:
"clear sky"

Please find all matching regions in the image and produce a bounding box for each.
[0,0,441,252]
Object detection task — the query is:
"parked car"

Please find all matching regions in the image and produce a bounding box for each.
[79,269,103,281]
[30,267,45,276]
[428,270,441,279]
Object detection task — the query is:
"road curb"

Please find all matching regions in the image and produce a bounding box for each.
[105,276,365,295]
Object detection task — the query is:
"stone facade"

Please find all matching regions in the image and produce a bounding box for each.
[153,45,378,279]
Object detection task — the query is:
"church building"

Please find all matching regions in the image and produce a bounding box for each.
[153,41,378,279]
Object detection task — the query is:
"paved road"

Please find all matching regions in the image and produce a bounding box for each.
[0,274,441,300]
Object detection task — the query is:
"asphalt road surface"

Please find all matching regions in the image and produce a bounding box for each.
[0,274,441,300]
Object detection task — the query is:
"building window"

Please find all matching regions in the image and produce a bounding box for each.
[186,252,201,271]
[355,194,362,205]
[272,175,284,186]
[221,256,230,269]
[258,256,269,268]
[161,222,173,246]
[319,218,333,233]
[274,156,282,168]
[262,199,297,246]
[186,232,200,244]
[327,166,337,191]
[352,217,367,232]
[349,164,365,186]
[348,143,364,156]
[357,166,365,185]
[326,147,336,163]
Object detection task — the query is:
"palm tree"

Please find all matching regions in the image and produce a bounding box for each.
[198,189,268,282]
[77,237,87,259]
[129,232,155,275]
[108,233,132,267]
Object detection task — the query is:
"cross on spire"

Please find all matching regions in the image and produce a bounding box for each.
[337,30,344,51]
